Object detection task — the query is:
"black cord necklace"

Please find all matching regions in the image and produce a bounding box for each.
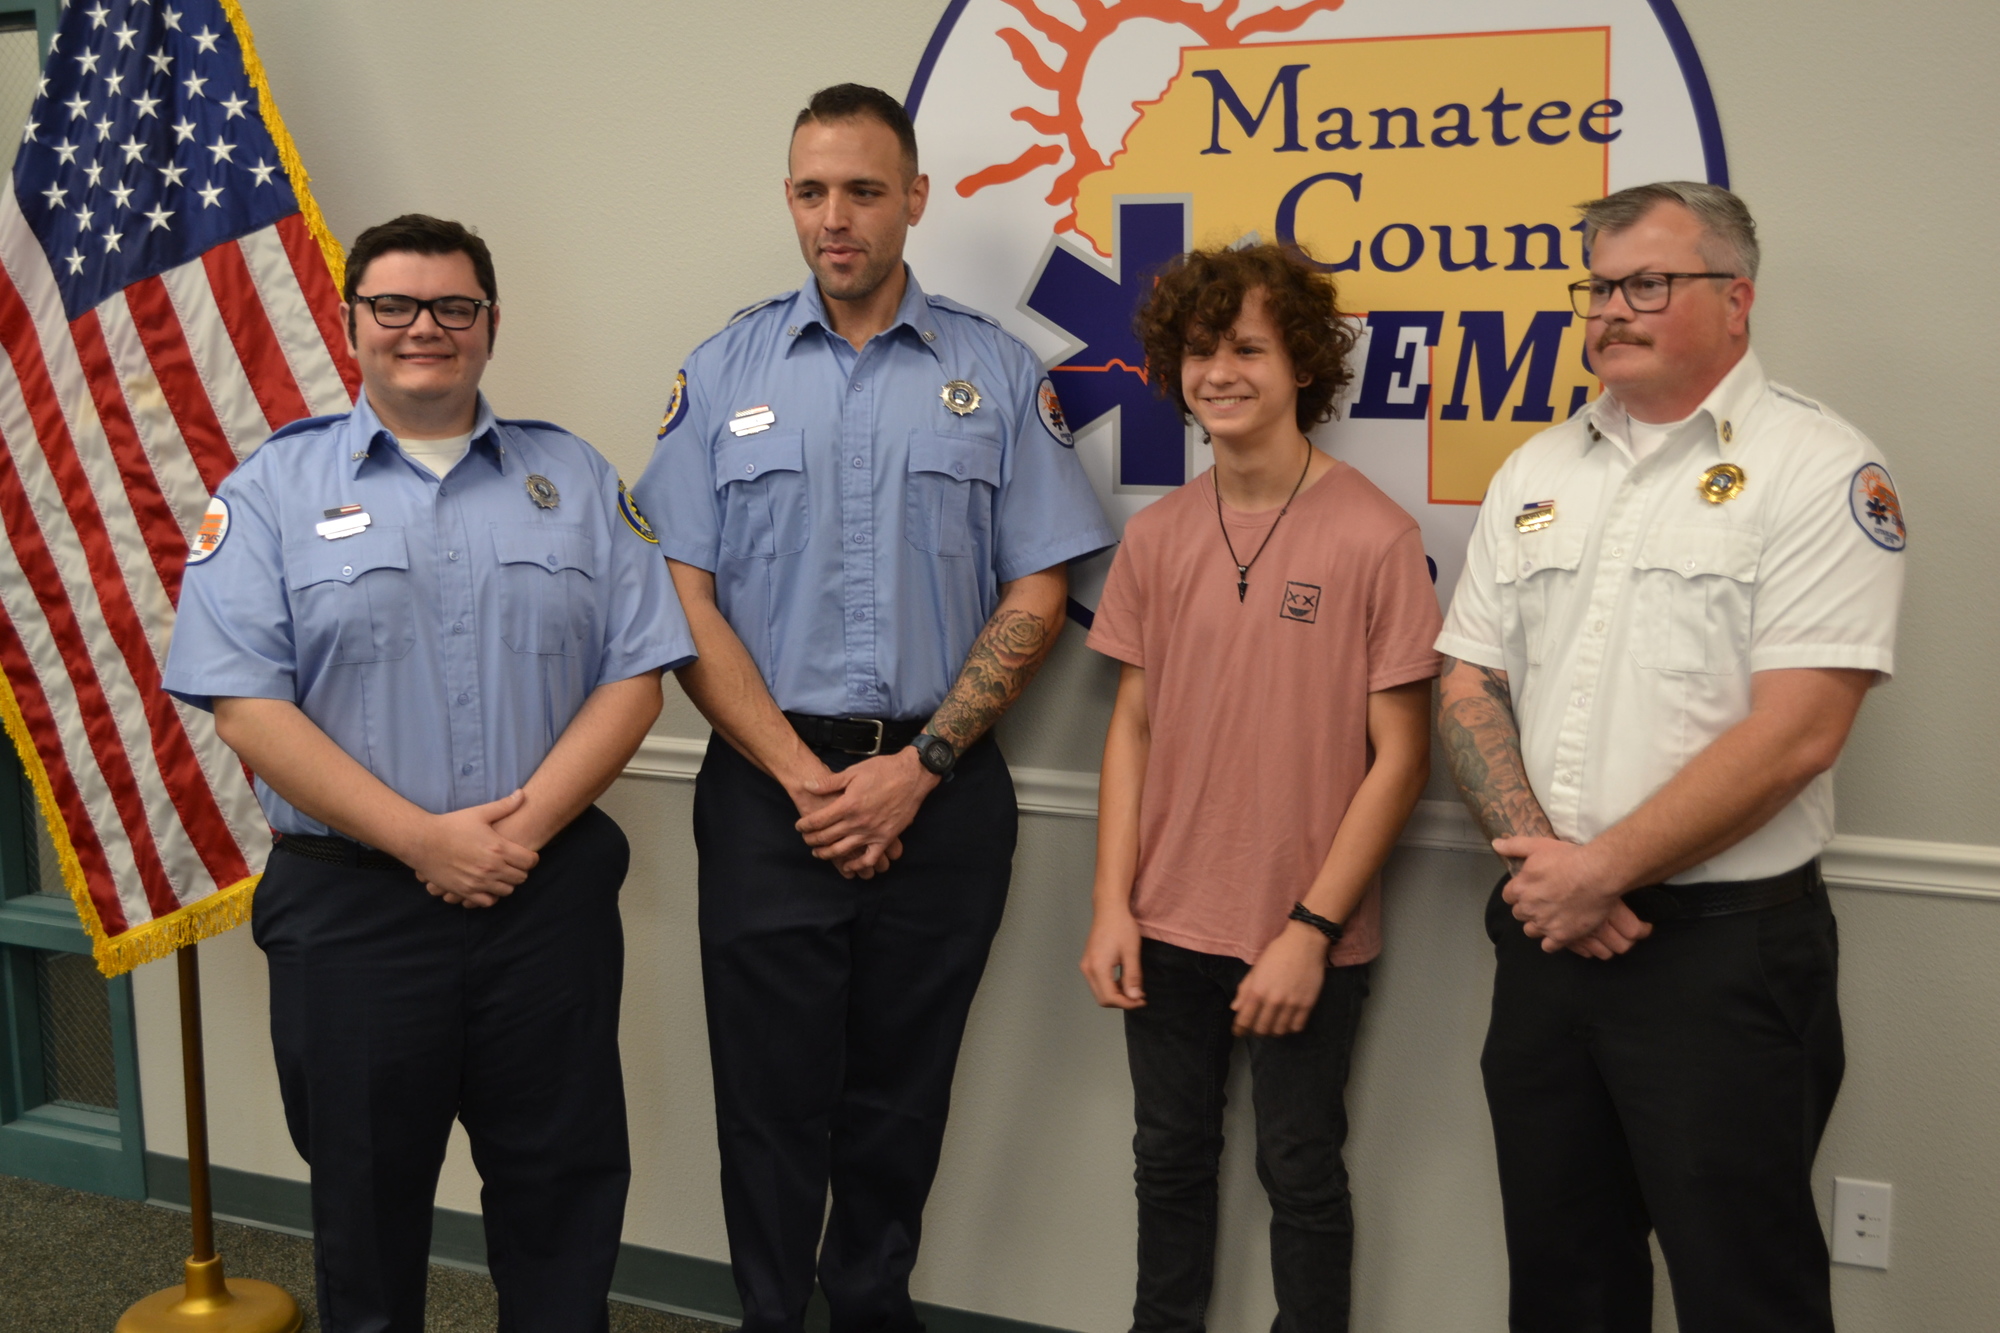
[1213,443,1313,602]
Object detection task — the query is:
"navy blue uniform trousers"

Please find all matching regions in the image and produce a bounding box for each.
[253,806,632,1333]
[694,733,1017,1333]
[1481,872,1844,1332]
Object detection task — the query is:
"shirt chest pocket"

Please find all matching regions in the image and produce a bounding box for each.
[715,430,808,558]
[1493,524,1587,666]
[492,524,597,656]
[1630,525,1761,673]
[905,431,1001,557]
[283,527,415,666]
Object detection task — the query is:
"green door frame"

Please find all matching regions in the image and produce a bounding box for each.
[0,743,148,1199]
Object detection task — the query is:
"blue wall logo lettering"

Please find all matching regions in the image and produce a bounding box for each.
[905,0,1726,621]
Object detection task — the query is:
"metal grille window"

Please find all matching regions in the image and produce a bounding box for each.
[0,16,36,136]
[35,949,119,1111]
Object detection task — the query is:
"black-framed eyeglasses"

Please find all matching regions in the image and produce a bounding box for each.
[352,293,494,330]
[1568,272,1736,318]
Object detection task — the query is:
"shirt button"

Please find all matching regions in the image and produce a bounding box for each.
[744,463,756,475]
[457,692,470,704]
[853,532,869,544]
[1594,620,1606,633]
[953,462,966,476]
[1574,692,1589,706]
[448,550,459,561]
[453,622,465,634]
[851,456,864,468]
[546,554,558,567]
[341,565,353,577]
[1611,546,1624,558]
[852,382,863,392]
[1520,560,1532,573]
[1684,558,1698,571]
[460,763,473,776]
[852,609,865,621]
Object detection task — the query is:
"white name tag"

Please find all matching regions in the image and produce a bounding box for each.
[728,406,775,437]
[316,512,372,540]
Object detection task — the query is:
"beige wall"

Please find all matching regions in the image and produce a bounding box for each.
[133,2,2000,1329]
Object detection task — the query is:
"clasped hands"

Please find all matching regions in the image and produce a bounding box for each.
[1491,834,1653,959]
[791,748,938,878]
[405,789,540,909]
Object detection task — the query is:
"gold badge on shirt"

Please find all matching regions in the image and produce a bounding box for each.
[1514,499,1556,532]
[1698,463,1746,504]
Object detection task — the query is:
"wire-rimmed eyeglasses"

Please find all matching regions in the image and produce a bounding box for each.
[352,293,495,330]
[1568,272,1736,319]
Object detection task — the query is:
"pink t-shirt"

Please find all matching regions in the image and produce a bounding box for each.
[1086,462,1443,965]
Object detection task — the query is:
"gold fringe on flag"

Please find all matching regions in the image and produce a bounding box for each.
[0,669,258,977]
[218,0,349,291]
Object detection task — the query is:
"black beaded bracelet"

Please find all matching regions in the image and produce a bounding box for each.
[1288,902,1345,944]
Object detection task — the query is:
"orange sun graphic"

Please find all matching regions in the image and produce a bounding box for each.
[956,0,1348,233]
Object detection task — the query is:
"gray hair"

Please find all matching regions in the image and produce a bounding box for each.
[1577,181,1760,282]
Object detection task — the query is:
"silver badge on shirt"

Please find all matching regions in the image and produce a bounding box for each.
[940,380,981,416]
[728,405,776,437]
[316,504,372,540]
[525,474,561,509]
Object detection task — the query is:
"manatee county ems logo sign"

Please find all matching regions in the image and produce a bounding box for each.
[903,0,1727,618]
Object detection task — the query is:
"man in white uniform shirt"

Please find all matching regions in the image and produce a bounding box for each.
[1436,182,1905,1332]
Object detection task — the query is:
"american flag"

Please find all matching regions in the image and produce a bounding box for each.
[0,0,354,974]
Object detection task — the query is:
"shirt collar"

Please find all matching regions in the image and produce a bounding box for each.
[345,390,505,479]
[787,266,945,363]
[1584,347,1767,459]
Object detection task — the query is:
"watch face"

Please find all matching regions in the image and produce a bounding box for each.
[918,735,954,774]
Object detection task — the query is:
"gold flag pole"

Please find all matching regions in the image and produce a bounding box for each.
[115,943,301,1332]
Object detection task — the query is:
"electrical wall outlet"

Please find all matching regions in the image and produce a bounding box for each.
[1831,1177,1892,1269]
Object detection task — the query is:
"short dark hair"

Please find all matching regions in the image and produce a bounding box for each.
[344,214,497,303]
[1134,245,1357,431]
[793,83,919,177]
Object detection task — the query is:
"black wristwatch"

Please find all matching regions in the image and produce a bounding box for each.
[912,732,957,778]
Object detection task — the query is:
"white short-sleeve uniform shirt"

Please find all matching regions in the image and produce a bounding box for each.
[1437,350,1906,884]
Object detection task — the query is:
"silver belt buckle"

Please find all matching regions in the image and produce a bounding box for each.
[846,717,885,757]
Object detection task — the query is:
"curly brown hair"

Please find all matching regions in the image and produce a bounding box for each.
[1134,245,1357,431]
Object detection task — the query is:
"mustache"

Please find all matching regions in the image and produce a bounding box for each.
[1594,328,1652,352]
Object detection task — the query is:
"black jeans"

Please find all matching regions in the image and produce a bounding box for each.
[253,806,632,1333]
[1123,937,1370,1333]
[1481,873,1844,1332]
[694,733,1017,1333]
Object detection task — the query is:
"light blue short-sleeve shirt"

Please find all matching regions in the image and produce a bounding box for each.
[162,391,695,835]
[633,269,1115,719]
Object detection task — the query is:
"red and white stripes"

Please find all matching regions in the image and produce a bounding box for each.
[0,175,355,948]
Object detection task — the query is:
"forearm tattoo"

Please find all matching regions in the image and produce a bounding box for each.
[1437,656,1555,845]
[928,608,1055,753]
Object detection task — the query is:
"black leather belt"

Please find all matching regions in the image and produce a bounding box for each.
[783,712,926,757]
[1622,860,1820,923]
[272,832,412,874]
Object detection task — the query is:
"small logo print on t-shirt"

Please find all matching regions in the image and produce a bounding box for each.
[1281,582,1321,623]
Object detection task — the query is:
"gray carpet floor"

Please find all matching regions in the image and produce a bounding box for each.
[0,1172,730,1332]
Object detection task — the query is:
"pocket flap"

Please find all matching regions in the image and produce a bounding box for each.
[285,525,409,590]
[1634,525,1760,581]
[1494,523,1587,585]
[715,430,804,489]
[909,432,1002,486]
[490,523,594,577]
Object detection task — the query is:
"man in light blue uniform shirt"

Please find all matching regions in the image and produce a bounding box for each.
[163,214,693,1333]
[632,85,1113,1333]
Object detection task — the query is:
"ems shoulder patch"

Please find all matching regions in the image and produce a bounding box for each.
[618,480,659,543]
[1849,462,1906,551]
[658,370,688,440]
[186,495,230,564]
[1037,378,1073,447]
